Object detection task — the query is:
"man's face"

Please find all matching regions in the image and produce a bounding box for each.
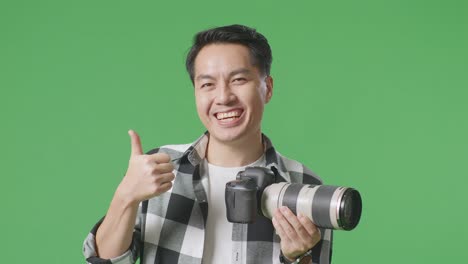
[193,43,273,145]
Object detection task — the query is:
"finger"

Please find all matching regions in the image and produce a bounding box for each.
[298,213,320,237]
[295,214,321,247]
[272,216,291,244]
[152,162,174,174]
[149,152,171,163]
[156,181,173,194]
[274,207,297,242]
[154,172,175,184]
[279,207,308,237]
[128,130,143,156]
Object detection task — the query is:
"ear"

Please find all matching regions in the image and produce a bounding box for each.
[264,75,274,103]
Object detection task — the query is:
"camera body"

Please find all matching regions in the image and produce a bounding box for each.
[225,166,362,231]
[225,167,275,224]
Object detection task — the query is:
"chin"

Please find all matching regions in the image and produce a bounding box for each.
[209,128,246,144]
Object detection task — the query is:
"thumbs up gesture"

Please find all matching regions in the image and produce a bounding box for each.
[116,130,175,205]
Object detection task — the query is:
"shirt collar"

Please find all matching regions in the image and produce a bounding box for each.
[182,131,289,181]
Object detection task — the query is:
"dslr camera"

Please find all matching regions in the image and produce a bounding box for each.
[225,166,362,230]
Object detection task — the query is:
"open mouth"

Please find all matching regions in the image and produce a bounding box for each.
[214,109,243,122]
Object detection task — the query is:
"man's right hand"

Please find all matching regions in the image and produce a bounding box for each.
[95,130,174,258]
[116,130,175,205]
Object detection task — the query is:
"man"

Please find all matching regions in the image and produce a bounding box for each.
[83,24,333,264]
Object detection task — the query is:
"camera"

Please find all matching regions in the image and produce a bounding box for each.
[225,166,362,230]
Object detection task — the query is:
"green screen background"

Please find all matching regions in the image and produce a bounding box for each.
[1,0,467,263]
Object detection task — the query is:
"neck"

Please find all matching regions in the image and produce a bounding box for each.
[206,132,264,167]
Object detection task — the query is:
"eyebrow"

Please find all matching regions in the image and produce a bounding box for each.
[195,68,252,82]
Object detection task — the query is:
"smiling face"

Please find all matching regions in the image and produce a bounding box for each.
[193,43,273,146]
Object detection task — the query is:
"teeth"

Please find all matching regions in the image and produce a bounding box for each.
[217,110,241,120]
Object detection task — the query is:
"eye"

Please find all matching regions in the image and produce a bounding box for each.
[232,78,247,84]
[200,83,213,89]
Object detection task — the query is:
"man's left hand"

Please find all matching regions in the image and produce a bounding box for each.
[272,206,321,261]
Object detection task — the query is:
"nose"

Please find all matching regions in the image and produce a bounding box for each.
[215,82,236,105]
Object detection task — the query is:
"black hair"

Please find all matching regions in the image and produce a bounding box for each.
[185,24,272,84]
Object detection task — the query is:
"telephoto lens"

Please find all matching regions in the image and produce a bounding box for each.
[261,183,362,230]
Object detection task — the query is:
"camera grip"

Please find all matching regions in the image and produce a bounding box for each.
[225,179,258,223]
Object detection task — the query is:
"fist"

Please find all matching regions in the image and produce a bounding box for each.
[117,130,175,204]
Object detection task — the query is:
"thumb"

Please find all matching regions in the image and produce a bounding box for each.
[128,130,143,156]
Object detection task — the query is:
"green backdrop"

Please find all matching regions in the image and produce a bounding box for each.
[1,0,467,263]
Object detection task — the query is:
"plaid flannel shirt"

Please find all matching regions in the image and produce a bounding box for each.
[83,132,333,264]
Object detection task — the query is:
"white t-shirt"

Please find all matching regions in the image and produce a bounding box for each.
[201,155,266,264]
